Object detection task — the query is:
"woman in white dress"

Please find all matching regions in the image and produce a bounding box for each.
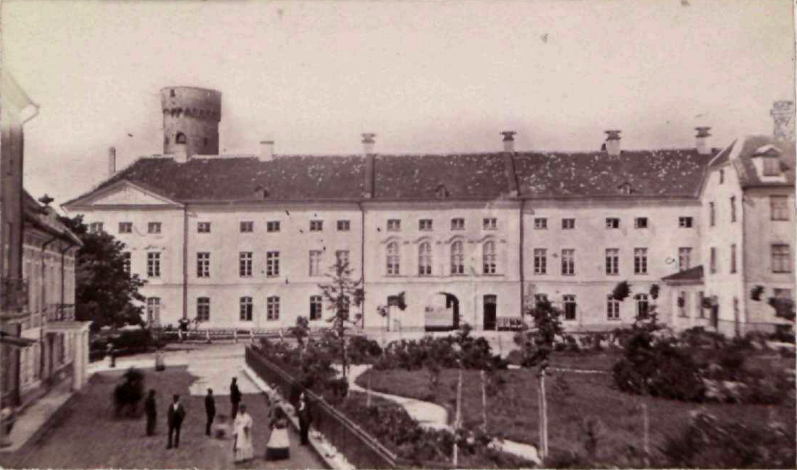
[265,406,291,461]
[232,404,254,464]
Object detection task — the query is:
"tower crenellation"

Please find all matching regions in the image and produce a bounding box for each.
[160,86,222,158]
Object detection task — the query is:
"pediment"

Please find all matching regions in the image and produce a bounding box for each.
[72,181,182,208]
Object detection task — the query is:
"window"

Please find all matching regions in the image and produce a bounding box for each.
[607,296,620,320]
[148,222,161,234]
[533,249,547,275]
[310,250,322,276]
[679,217,693,228]
[198,222,211,233]
[635,217,648,229]
[310,295,323,320]
[534,294,548,307]
[310,220,323,232]
[451,218,465,231]
[534,218,547,229]
[771,196,790,221]
[772,244,791,273]
[122,252,131,274]
[634,248,648,275]
[336,250,350,267]
[267,296,280,321]
[697,291,705,318]
[387,219,401,231]
[709,202,715,227]
[719,169,725,184]
[418,242,432,276]
[563,295,577,320]
[562,218,575,230]
[730,196,737,223]
[605,249,619,275]
[678,292,688,318]
[266,251,280,276]
[240,221,254,233]
[561,249,575,276]
[176,132,187,144]
[337,220,350,231]
[483,218,497,230]
[146,297,160,324]
[239,252,252,277]
[147,252,161,278]
[267,221,281,233]
[419,219,433,231]
[730,244,737,273]
[679,247,692,271]
[773,289,793,318]
[763,157,780,176]
[606,218,620,229]
[89,222,104,233]
[635,294,650,319]
[119,222,132,234]
[710,247,717,274]
[450,241,464,275]
[197,297,210,322]
[239,297,253,321]
[483,241,497,274]
[386,242,400,275]
[197,252,210,278]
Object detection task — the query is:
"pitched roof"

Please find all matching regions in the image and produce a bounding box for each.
[23,191,82,245]
[711,135,795,187]
[661,265,704,283]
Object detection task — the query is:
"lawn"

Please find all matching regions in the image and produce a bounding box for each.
[0,366,324,469]
[357,366,796,466]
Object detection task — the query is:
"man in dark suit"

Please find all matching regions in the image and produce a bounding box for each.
[204,388,216,437]
[167,394,187,449]
[230,378,241,419]
[297,392,313,445]
[144,389,157,436]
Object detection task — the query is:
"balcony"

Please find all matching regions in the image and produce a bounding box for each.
[0,278,29,315]
[48,304,75,322]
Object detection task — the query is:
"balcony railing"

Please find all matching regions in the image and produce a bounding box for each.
[48,304,75,322]
[1,278,28,313]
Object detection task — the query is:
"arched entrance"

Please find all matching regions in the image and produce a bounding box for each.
[424,293,460,332]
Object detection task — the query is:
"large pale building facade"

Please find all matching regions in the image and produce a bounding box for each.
[63,87,795,335]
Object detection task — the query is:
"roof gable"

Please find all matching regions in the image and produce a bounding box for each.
[64,179,182,209]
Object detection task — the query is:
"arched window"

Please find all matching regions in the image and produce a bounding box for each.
[418,242,432,276]
[450,241,464,275]
[176,132,187,144]
[386,242,400,275]
[483,241,496,274]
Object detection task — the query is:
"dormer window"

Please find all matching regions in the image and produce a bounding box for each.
[753,145,783,177]
[618,183,632,195]
[254,186,269,199]
[763,156,781,176]
[435,184,450,199]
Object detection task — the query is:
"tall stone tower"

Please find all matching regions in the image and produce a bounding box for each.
[161,87,222,157]
[770,100,795,142]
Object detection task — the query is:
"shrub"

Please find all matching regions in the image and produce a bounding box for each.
[612,281,631,302]
[113,367,145,418]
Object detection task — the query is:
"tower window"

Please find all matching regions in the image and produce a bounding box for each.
[170,89,176,97]
[176,132,187,144]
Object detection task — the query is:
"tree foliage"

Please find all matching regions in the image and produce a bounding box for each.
[514,297,564,368]
[318,257,364,378]
[58,214,146,331]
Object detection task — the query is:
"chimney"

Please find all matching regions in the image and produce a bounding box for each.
[771,100,795,142]
[108,147,117,177]
[695,127,712,155]
[604,130,621,156]
[260,140,274,161]
[501,131,517,153]
[362,133,376,198]
[362,133,376,156]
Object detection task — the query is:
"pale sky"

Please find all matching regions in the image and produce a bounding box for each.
[3,0,794,207]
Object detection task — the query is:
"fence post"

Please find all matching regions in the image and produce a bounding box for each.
[538,366,548,460]
[453,368,462,467]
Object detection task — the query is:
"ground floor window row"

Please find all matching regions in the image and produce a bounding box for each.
[147,294,342,323]
[533,292,657,321]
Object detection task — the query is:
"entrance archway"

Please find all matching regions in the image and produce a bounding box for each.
[424,293,460,331]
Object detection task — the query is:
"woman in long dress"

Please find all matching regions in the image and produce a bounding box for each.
[233,404,254,464]
[265,406,291,461]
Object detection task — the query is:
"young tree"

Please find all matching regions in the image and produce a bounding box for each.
[318,257,364,379]
[514,297,564,367]
[58,215,146,331]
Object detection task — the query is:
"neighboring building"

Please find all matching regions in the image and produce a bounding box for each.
[63,86,795,335]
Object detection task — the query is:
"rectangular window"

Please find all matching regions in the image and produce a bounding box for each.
[730,244,737,274]
[697,291,705,318]
[606,218,620,229]
[719,169,725,184]
[483,242,497,274]
[146,297,160,324]
[635,217,648,229]
[534,218,547,230]
[533,249,547,275]
[147,252,161,278]
[148,222,161,234]
[563,295,577,320]
[387,219,401,231]
[773,289,793,318]
[636,294,650,319]
[267,221,280,233]
[419,219,433,231]
[730,196,737,223]
[197,297,210,322]
[310,220,323,232]
[267,296,280,321]
[633,248,648,275]
[119,222,132,234]
[771,196,790,221]
[266,251,280,276]
[679,247,692,271]
[89,222,104,233]
[561,249,575,276]
[310,295,323,320]
[122,252,131,274]
[709,202,715,227]
[561,218,575,230]
[710,247,717,274]
[336,250,350,267]
[763,157,780,176]
[197,252,210,278]
[607,296,620,320]
[337,220,350,231]
[483,218,497,230]
[388,242,401,275]
[197,222,211,233]
[678,291,688,318]
[605,248,619,275]
[309,250,322,276]
[239,297,253,321]
[451,218,465,230]
[679,217,693,228]
[240,221,254,233]
[239,252,253,277]
[772,244,791,273]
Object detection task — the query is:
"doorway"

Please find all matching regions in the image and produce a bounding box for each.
[483,295,497,330]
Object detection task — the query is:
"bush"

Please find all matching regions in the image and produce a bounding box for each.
[347,335,383,364]
[113,367,145,418]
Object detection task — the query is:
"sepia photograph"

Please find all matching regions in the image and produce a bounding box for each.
[0,0,794,468]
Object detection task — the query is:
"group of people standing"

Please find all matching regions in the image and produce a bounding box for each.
[142,376,311,465]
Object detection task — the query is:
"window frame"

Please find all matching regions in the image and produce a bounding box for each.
[772,244,791,273]
[266,251,280,277]
[197,222,211,233]
[635,293,650,319]
[679,247,692,271]
[483,240,497,274]
[239,296,253,321]
[240,221,254,233]
[267,221,281,233]
[419,219,433,231]
[310,295,323,321]
[771,196,790,221]
[605,248,619,275]
[197,252,210,278]
[634,217,648,229]
[148,222,162,234]
[337,220,351,232]
[679,217,693,228]
[563,295,577,320]
[634,248,648,275]
[451,218,465,231]
[309,250,322,277]
[386,242,400,276]
[450,241,465,275]
[483,218,497,231]
[118,222,133,234]
[606,295,620,320]
[239,252,253,278]
[146,297,161,324]
[418,242,432,276]
[561,249,575,276]
[533,248,547,275]
[534,218,547,230]
[310,220,323,232]
[266,296,280,321]
[605,218,620,229]
[197,297,210,322]
[387,219,401,232]
[561,218,575,230]
[147,252,161,278]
